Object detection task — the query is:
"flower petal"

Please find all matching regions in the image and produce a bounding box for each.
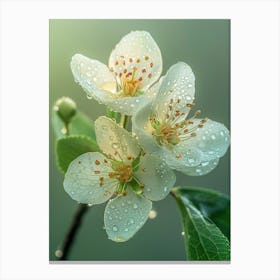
[63,152,118,204]
[157,144,202,169]
[152,62,195,123]
[132,102,160,153]
[134,154,176,201]
[95,116,140,162]
[185,119,230,162]
[71,54,116,101]
[176,159,220,176]
[104,190,152,242]
[109,31,162,91]
[105,95,150,116]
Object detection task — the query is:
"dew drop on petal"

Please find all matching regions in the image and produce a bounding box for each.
[86,93,93,99]
[112,142,120,149]
[112,225,118,232]
[133,203,138,209]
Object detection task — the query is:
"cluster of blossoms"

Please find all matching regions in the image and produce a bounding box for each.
[64,31,230,242]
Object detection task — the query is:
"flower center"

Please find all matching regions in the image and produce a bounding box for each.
[152,122,181,147]
[120,67,142,97]
[149,99,208,149]
[109,164,133,182]
[110,55,154,97]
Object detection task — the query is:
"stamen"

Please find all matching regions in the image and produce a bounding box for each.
[95,160,100,165]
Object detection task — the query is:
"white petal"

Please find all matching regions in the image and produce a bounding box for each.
[104,190,152,242]
[185,119,230,162]
[95,116,140,162]
[105,95,150,116]
[109,31,162,91]
[145,75,164,100]
[157,144,202,169]
[177,159,220,176]
[134,154,176,201]
[63,152,118,204]
[132,102,160,153]
[71,54,116,101]
[152,62,195,123]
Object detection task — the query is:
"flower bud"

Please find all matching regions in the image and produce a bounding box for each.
[54,96,77,124]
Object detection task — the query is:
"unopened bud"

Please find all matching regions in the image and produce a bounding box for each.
[54,96,77,124]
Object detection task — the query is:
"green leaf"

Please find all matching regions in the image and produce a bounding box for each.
[56,135,100,173]
[174,186,230,240]
[172,187,230,261]
[52,111,96,139]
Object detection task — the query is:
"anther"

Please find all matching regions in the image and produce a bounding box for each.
[95,160,100,165]
[122,191,127,196]
[139,184,145,189]
[148,73,152,78]
[94,170,100,174]
[114,61,119,66]
[136,58,140,63]
[195,110,201,116]
[144,56,149,60]
[150,62,154,68]
[191,132,197,137]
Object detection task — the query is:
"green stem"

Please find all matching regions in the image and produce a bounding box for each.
[65,123,70,136]
[55,204,89,260]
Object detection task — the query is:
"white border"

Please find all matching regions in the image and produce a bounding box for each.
[1,0,279,279]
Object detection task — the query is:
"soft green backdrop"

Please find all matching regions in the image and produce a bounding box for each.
[49,19,230,261]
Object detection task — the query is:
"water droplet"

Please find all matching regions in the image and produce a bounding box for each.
[129,218,134,224]
[163,186,168,192]
[87,203,93,207]
[112,225,118,232]
[181,231,185,236]
[147,188,151,192]
[112,142,120,149]
[211,135,216,140]
[133,203,138,209]
[187,83,193,88]
[110,205,115,209]
[127,200,131,205]
[87,93,93,99]
[70,191,75,195]
[124,228,128,232]
[148,210,157,219]
[61,127,67,135]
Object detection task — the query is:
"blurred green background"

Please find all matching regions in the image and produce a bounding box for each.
[49,19,230,261]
